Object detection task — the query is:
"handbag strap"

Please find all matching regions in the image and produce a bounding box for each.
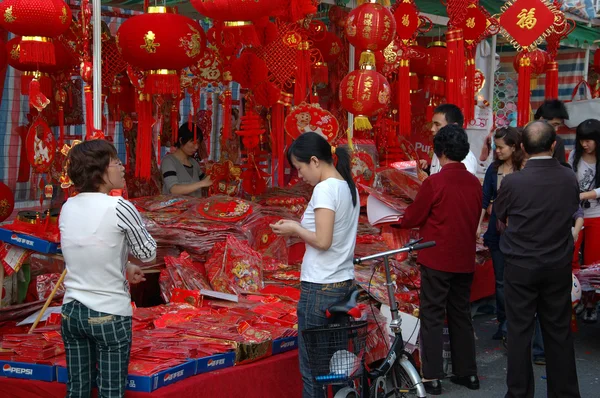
[570,80,592,101]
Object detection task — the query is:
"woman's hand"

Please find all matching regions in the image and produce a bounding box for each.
[126,263,146,284]
[199,176,213,188]
[269,220,301,237]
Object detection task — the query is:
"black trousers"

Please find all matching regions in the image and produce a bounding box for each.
[504,263,580,398]
[419,266,477,380]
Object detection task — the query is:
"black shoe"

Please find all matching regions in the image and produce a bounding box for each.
[450,375,480,390]
[423,379,442,395]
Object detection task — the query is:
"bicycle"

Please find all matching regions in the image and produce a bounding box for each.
[302,240,435,398]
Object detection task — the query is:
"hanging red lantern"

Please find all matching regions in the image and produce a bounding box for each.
[313,32,342,63]
[116,7,205,95]
[425,41,447,78]
[513,48,548,77]
[346,2,395,68]
[339,67,391,131]
[0,0,72,66]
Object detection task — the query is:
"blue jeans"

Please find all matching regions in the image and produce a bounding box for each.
[490,248,507,334]
[297,280,353,398]
[533,317,545,359]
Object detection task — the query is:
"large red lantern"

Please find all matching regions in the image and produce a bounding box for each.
[339,67,391,131]
[0,0,72,66]
[345,2,395,68]
[116,7,205,95]
[426,41,447,78]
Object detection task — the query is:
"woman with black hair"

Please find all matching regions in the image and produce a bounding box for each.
[400,125,482,395]
[569,118,600,322]
[270,132,360,398]
[161,123,212,197]
[60,140,157,397]
[476,127,524,340]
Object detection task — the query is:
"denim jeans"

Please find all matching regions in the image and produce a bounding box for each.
[490,248,507,334]
[297,280,353,398]
[533,317,545,359]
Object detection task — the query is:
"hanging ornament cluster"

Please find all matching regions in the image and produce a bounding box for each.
[544,1,575,99]
[235,110,268,195]
[496,0,564,126]
[116,6,205,95]
[0,0,72,66]
[339,68,391,131]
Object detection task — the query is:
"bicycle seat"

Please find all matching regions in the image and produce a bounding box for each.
[326,288,361,319]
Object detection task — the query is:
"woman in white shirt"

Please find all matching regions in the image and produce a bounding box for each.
[569,119,600,322]
[60,140,157,397]
[270,132,360,398]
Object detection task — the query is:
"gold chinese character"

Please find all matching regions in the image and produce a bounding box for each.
[142,31,160,53]
[60,6,68,24]
[517,8,537,30]
[364,13,373,27]
[402,15,410,27]
[4,6,16,23]
[466,17,475,29]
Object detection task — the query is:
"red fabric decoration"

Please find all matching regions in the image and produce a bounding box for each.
[594,50,600,74]
[312,32,343,63]
[424,42,447,78]
[0,37,7,72]
[545,61,558,99]
[345,2,395,52]
[294,40,311,104]
[397,59,411,137]
[135,93,154,180]
[513,48,548,76]
[26,119,55,173]
[339,68,391,131]
[0,0,72,66]
[231,52,269,89]
[271,102,285,186]
[16,126,30,183]
[284,102,340,141]
[221,89,232,140]
[116,7,205,95]
[253,81,280,108]
[497,0,560,52]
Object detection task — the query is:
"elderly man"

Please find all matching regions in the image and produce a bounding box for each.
[401,124,482,395]
[495,120,581,398]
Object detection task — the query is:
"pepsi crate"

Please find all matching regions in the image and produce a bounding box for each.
[272,336,298,355]
[195,351,235,375]
[0,360,56,382]
[0,228,60,254]
[57,360,197,393]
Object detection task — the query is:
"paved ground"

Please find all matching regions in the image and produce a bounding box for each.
[438,300,600,397]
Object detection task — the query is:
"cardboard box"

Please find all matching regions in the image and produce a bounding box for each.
[0,228,60,254]
[0,360,56,382]
[57,360,197,393]
[271,336,298,355]
[195,352,235,375]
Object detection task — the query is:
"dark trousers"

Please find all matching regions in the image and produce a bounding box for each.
[504,263,580,398]
[419,266,477,380]
[490,248,507,333]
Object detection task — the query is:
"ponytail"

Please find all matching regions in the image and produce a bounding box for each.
[332,146,357,207]
[287,132,357,207]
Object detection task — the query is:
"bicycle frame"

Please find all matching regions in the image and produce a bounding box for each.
[354,241,435,397]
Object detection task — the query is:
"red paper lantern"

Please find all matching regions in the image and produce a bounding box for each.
[116,7,205,95]
[0,0,72,66]
[0,181,15,223]
[345,2,396,52]
[339,68,391,131]
[514,49,548,77]
[425,41,447,78]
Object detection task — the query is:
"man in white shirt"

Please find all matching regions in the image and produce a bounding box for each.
[420,104,478,175]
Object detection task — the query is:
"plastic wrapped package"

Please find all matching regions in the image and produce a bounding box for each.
[36,273,65,301]
[373,167,422,202]
[28,253,65,276]
[130,195,198,213]
[242,215,288,263]
[158,252,211,303]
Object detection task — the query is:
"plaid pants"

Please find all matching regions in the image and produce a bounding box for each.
[61,300,132,398]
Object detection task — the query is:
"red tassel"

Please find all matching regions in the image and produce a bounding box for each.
[17,126,30,183]
[135,93,154,180]
[294,41,311,104]
[398,59,411,137]
[145,72,180,96]
[84,86,94,137]
[171,104,179,145]
[272,102,286,186]
[545,61,559,100]
[21,73,52,98]
[19,38,55,66]
[144,0,149,12]
[517,53,532,127]
[446,29,466,124]
[222,89,232,140]
[58,106,65,147]
[464,53,476,126]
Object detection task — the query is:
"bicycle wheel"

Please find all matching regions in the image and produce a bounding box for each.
[370,353,426,398]
[333,386,360,398]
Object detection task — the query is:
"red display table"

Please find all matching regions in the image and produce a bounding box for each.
[3,350,302,398]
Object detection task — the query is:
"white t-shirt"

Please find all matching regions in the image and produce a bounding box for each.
[430,151,478,175]
[568,151,600,219]
[60,193,157,316]
[300,178,360,284]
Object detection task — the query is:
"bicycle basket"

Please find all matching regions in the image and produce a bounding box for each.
[301,321,368,384]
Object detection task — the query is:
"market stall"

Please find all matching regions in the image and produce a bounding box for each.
[0,0,598,396]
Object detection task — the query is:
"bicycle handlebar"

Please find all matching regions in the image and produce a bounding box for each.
[353,241,436,264]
